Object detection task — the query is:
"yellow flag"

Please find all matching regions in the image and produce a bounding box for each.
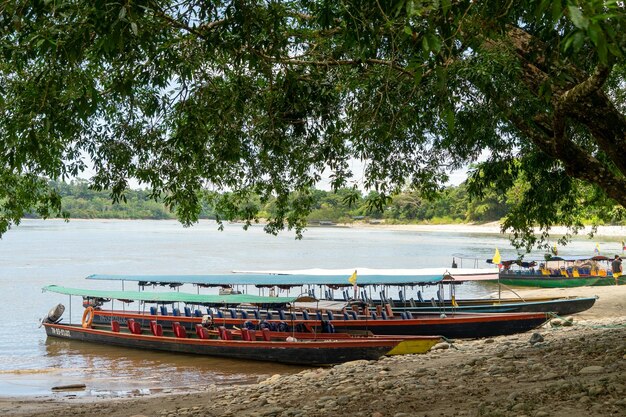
[492,248,501,265]
[348,270,357,286]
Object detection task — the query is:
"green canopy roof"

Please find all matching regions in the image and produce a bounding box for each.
[42,285,315,305]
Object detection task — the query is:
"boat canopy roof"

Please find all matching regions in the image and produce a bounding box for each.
[487,255,611,266]
[85,270,456,287]
[42,285,315,305]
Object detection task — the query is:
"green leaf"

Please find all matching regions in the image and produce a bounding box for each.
[441,0,451,14]
[587,22,601,46]
[551,0,563,22]
[427,34,441,53]
[131,22,138,36]
[567,5,588,29]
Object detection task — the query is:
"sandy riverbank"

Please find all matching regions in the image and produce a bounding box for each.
[342,221,626,239]
[2,285,624,417]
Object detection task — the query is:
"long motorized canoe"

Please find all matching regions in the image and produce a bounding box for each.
[44,285,549,340]
[91,308,549,339]
[42,320,440,366]
[377,296,598,315]
[489,255,626,288]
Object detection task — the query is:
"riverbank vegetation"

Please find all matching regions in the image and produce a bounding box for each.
[35,180,619,228]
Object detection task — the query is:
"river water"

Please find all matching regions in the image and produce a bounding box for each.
[0,219,620,397]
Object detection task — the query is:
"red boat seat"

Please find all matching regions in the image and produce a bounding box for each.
[111,320,120,332]
[126,320,142,335]
[173,322,187,338]
[240,328,251,341]
[195,324,209,339]
[218,326,232,340]
[261,328,272,341]
[150,320,163,336]
[384,304,394,318]
[241,328,257,341]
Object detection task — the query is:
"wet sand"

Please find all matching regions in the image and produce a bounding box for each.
[2,284,624,417]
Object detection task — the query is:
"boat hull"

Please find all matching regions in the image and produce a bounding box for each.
[498,274,626,288]
[44,323,438,365]
[93,310,548,339]
[393,296,597,315]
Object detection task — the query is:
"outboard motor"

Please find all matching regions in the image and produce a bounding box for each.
[39,304,65,327]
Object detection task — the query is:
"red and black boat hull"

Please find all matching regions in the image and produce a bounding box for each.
[44,323,400,366]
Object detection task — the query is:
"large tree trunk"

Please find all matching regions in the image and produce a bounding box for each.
[503,26,626,206]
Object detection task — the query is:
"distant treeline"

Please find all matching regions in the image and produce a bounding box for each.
[33,179,510,224]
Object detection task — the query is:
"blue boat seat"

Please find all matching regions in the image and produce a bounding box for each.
[371,312,378,320]
[194,309,202,317]
[327,311,334,321]
[278,309,286,320]
[253,310,260,320]
[241,311,249,319]
[216,310,224,319]
[184,307,192,317]
[381,311,388,320]
[266,311,273,320]
[406,311,414,319]
[302,310,310,320]
[400,312,407,319]
[230,309,237,319]
[289,312,296,321]
[172,308,180,317]
[350,311,358,320]
[417,291,424,303]
[316,311,323,321]
[160,305,168,315]
[343,312,350,320]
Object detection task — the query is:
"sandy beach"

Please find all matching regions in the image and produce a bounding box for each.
[343,221,626,239]
[2,283,624,417]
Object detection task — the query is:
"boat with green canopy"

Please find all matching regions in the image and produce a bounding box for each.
[40,285,441,366]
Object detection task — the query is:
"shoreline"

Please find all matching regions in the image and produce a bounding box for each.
[339,221,626,239]
[20,218,626,239]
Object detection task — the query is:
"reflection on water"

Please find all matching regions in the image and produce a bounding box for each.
[0,338,305,398]
[0,219,611,397]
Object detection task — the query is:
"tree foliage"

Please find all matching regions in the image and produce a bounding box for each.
[1,1,625,249]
